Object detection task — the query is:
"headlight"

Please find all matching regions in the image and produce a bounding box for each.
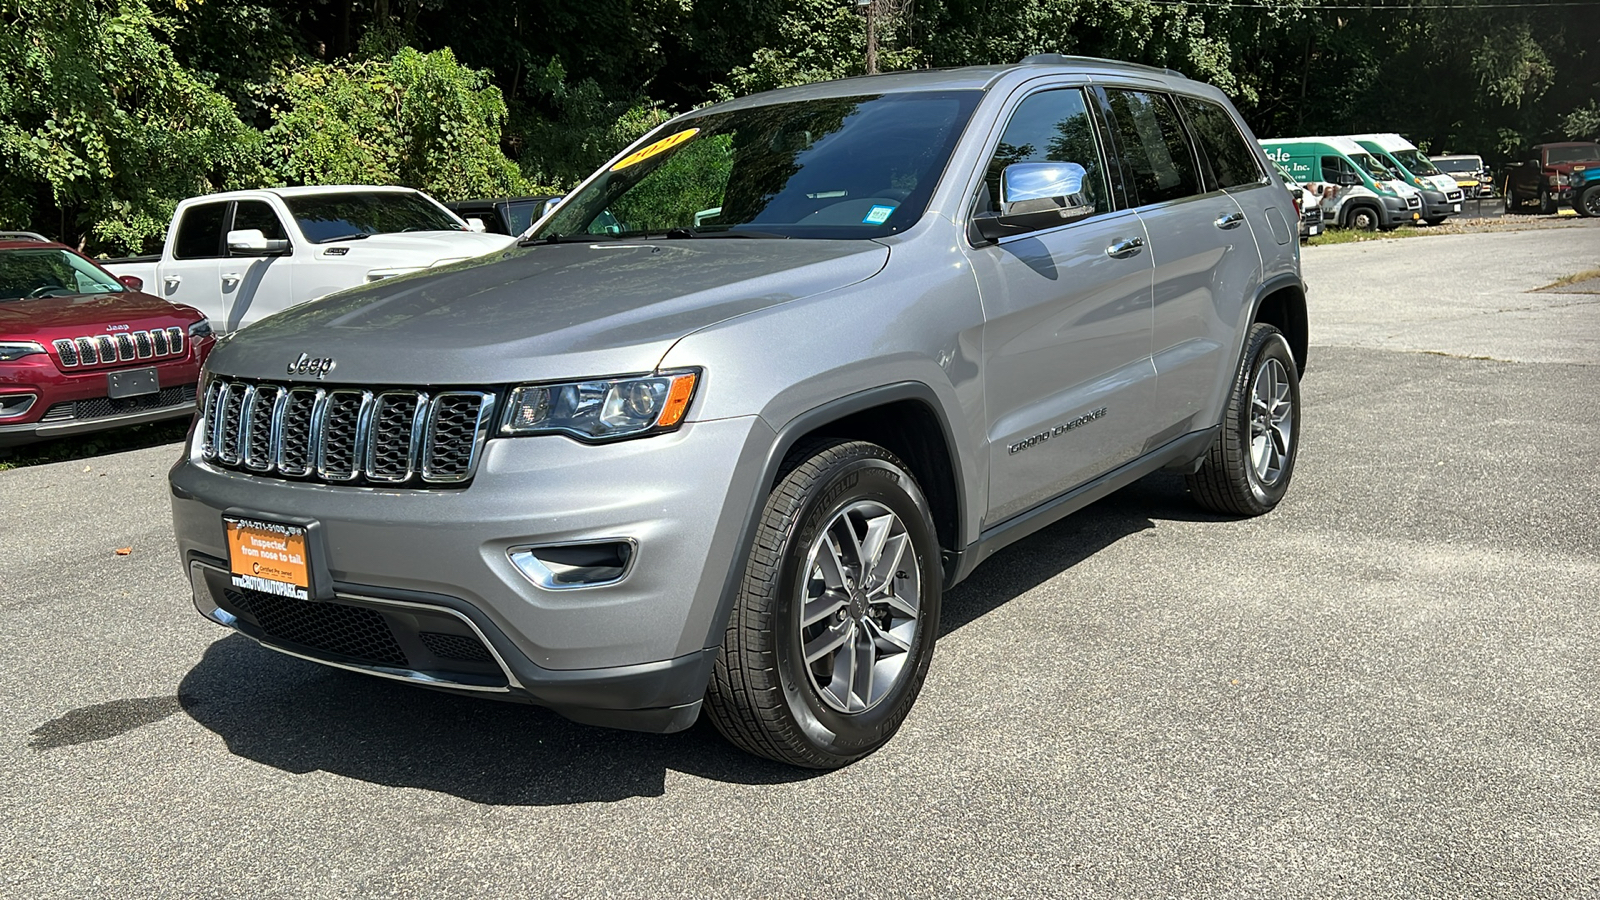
[501,370,699,442]
[1375,183,1395,196]
[188,318,214,339]
[0,341,46,362]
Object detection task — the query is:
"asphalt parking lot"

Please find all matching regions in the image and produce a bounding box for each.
[3,223,1598,898]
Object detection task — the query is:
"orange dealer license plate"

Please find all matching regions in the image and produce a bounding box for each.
[225,517,312,601]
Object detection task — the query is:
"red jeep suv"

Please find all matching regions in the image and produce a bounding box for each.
[0,232,214,446]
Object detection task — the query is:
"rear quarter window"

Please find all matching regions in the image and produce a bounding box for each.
[1176,96,1265,190]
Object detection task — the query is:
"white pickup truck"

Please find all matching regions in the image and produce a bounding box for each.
[105,186,517,331]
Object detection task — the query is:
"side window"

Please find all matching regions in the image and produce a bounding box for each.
[231,200,290,243]
[173,202,228,260]
[1321,156,1352,183]
[1177,96,1264,190]
[1102,89,1202,205]
[977,88,1111,222]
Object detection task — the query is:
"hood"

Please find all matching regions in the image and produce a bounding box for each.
[208,238,890,385]
[0,290,202,340]
[311,230,516,263]
[1427,174,1461,193]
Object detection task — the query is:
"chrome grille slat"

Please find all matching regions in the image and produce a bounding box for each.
[134,331,153,358]
[200,379,493,487]
[168,327,185,357]
[54,339,79,366]
[152,329,170,356]
[95,335,117,363]
[76,338,98,365]
[115,333,136,361]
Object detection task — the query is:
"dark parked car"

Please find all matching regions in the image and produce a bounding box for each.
[0,232,215,445]
[1505,142,1600,214]
[447,195,561,236]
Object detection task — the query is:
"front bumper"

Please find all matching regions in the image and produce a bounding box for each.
[171,414,775,731]
[1420,189,1462,219]
[0,350,207,446]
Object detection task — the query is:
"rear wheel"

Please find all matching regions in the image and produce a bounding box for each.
[1575,184,1600,218]
[1187,324,1301,517]
[1346,205,1379,231]
[705,439,943,769]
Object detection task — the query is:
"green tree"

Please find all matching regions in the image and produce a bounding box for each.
[0,0,254,252]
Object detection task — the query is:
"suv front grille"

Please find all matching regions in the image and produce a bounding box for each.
[201,378,495,487]
[52,327,183,370]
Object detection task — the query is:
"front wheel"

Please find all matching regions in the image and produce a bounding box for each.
[1187,323,1301,516]
[1346,205,1379,231]
[1538,188,1557,216]
[706,439,943,769]
[1575,185,1600,218]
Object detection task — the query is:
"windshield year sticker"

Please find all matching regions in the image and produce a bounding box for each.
[611,128,700,171]
[863,204,896,225]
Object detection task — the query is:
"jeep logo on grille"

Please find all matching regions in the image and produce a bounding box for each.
[288,353,336,379]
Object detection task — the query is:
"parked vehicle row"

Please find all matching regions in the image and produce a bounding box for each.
[1261,136,1426,231]
[1504,142,1600,216]
[1430,154,1496,199]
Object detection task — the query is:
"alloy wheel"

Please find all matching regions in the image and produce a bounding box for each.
[799,500,921,714]
[1249,357,1295,486]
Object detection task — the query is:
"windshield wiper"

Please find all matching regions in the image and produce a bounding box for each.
[317,233,372,244]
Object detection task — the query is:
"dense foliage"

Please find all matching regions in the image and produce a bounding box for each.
[2,0,1595,253]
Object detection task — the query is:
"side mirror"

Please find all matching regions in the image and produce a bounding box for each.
[1336,172,1362,187]
[974,162,1096,241]
[227,229,289,256]
[118,274,144,292]
[465,217,488,233]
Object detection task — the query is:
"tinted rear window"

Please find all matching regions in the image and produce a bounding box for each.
[1177,96,1264,190]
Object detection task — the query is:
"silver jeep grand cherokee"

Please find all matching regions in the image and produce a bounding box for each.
[171,55,1306,769]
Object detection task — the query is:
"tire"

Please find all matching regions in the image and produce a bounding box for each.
[1186,323,1301,517]
[705,438,943,769]
[1538,188,1557,216]
[1575,184,1600,218]
[1423,216,1447,226]
[1345,205,1379,231]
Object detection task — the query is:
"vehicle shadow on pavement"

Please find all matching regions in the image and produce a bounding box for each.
[178,473,1225,806]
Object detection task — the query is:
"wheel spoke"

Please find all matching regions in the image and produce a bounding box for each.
[866,532,909,596]
[815,532,850,590]
[848,629,876,709]
[805,619,852,664]
[858,513,894,575]
[801,591,847,628]
[864,617,912,654]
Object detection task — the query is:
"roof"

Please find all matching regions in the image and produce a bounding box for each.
[695,56,1204,115]
[181,185,424,203]
[1260,136,1370,155]
[1347,133,1416,153]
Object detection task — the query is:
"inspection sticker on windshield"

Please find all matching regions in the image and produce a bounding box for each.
[863,204,896,225]
[225,517,310,600]
[611,128,700,171]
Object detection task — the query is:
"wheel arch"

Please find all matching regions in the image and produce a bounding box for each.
[1251,274,1309,376]
[698,382,969,652]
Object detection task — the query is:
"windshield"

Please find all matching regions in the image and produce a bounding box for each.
[534,90,983,241]
[1547,144,1600,165]
[284,191,465,243]
[1391,149,1441,175]
[0,249,126,301]
[1432,157,1481,174]
[1351,152,1397,181]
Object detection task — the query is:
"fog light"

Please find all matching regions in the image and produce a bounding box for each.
[0,393,37,419]
[510,541,634,590]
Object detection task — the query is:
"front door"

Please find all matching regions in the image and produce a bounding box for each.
[223,200,297,330]
[961,85,1157,527]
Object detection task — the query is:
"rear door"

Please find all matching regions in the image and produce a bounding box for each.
[159,201,228,320]
[1094,86,1264,435]
[960,84,1157,526]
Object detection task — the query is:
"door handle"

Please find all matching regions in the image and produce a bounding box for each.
[1106,237,1145,259]
[1214,211,1245,229]
[221,273,241,285]
[163,276,182,286]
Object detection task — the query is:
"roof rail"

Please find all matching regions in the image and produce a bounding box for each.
[0,231,50,242]
[1017,53,1186,80]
